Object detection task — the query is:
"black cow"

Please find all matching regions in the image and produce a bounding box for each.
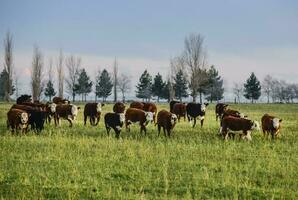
[104,112,125,138]
[186,102,209,128]
[16,94,32,104]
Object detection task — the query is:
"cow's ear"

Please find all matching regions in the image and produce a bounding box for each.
[102,103,105,107]
[204,103,209,106]
[279,119,282,123]
[77,107,81,110]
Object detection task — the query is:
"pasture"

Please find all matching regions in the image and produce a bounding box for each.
[0,103,297,199]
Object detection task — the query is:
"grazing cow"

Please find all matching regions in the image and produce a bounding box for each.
[104,112,125,138]
[172,103,186,122]
[84,102,104,126]
[186,103,209,128]
[52,96,70,104]
[157,110,177,137]
[113,102,126,113]
[222,109,246,120]
[7,108,29,134]
[261,114,282,139]
[125,108,154,135]
[169,100,180,113]
[143,102,157,123]
[11,104,47,132]
[220,116,260,141]
[16,94,32,104]
[130,101,144,110]
[215,103,228,121]
[55,104,80,127]
[44,102,57,124]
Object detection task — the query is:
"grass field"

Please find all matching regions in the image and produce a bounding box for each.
[0,102,297,199]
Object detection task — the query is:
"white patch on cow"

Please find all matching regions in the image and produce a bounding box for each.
[119,113,125,123]
[252,121,260,131]
[145,112,154,122]
[97,103,102,112]
[116,126,122,130]
[68,115,74,121]
[239,113,245,118]
[71,105,78,120]
[201,104,206,112]
[50,103,57,113]
[199,116,205,121]
[272,118,280,129]
[20,112,29,124]
[219,127,223,135]
[171,114,177,125]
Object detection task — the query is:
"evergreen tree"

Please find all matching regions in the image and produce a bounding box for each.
[205,66,224,102]
[75,68,93,101]
[136,70,152,101]
[174,69,188,101]
[152,73,165,102]
[95,69,113,102]
[161,80,171,102]
[44,80,56,101]
[0,69,14,100]
[244,72,261,103]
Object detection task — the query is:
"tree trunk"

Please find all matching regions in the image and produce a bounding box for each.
[199,93,202,104]
[267,94,270,104]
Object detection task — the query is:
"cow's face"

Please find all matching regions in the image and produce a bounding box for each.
[119,113,125,124]
[97,103,102,112]
[201,104,206,112]
[20,112,29,124]
[170,114,178,125]
[272,118,282,129]
[71,105,79,120]
[145,112,154,123]
[50,103,57,113]
[251,121,260,131]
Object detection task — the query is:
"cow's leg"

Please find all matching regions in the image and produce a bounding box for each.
[271,131,275,140]
[157,125,161,136]
[184,115,186,122]
[163,127,166,137]
[167,128,171,137]
[177,115,180,122]
[216,114,218,122]
[114,128,121,139]
[67,118,73,127]
[84,114,87,126]
[89,116,93,126]
[192,118,196,128]
[200,116,204,128]
[95,116,100,126]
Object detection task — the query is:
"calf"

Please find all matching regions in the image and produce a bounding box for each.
[84,102,104,126]
[104,112,125,138]
[45,102,57,124]
[169,100,180,113]
[125,108,154,135]
[172,103,186,122]
[221,116,260,141]
[52,96,70,104]
[7,108,29,134]
[215,103,228,121]
[261,114,282,139]
[113,102,126,113]
[130,101,144,110]
[16,94,32,104]
[143,102,157,123]
[186,102,209,128]
[55,104,80,127]
[157,110,177,137]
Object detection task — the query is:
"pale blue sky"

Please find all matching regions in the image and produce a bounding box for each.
[0,0,298,100]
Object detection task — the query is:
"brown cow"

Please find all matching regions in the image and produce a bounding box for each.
[143,102,157,123]
[7,108,29,134]
[215,103,228,121]
[130,101,144,109]
[157,110,177,137]
[261,114,282,139]
[172,103,186,122]
[125,108,154,135]
[169,100,180,113]
[52,96,70,104]
[84,102,104,126]
[55,104,80,127]
[222,109,246,120]
[220,116,260,141]
[113,102,126,113]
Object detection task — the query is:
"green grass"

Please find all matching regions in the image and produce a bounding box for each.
[0,103,297,199]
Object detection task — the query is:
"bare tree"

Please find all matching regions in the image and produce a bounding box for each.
[262,75,273,103]
[31,46,44,101]
[65,55,81,102]
[14,71,19,99]
[233,83,243,103]
[3,31,14,102]
[118,73,131,102]
[57,50,64,98]
[113,57,118,102]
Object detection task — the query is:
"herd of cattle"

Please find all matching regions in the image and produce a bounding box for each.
[6,95,283,140]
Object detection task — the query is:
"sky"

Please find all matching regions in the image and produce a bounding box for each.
[0,0,297,101]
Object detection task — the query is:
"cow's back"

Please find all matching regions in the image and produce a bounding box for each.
[130,102,144,110]
[125,108,145,122]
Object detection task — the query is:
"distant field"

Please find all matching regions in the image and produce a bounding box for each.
[0,102,297,199]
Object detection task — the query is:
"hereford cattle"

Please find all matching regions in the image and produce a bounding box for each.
[261,114,282,139]
[130,101,144,110]
[143,102,157,123]
[169,100,180,113]
[84,102,104,126]
[104,112,125,138]
[16,94,32,104]
[125,108,154,135]
[215,103,228,121]
[157,110,177,137]
[172,103,186,122]
[11,104,47,132]
[113,102,126,113]
[52,96,70,104]
[7,108,29,134]
[221,109,247,120]
[44,102,57,124]
[220,116,260,141]
[186,102,209,128]
[54,104,80,127]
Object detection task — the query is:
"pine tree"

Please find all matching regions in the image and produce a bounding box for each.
[0,69,14,100]
[95,69,113,102]
[44,80,56,101]
[136,70,152,101]
[205,66,224,103]
[244,72,261,103]
[75,68,93,101]
[161,80,171,102]
[174,69,188,101]
[152,73,165,102]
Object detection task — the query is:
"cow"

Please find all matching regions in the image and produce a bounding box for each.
[52,96,70,104]
[157,110,177,137]
[215,103,228,121]
[84,102,104,126]
[220,116,260,141]
[125,108,154,135]
[143,102,157,123]
[169,100,180,113]
[11,104,47,132]
[16,94,32,104]
[186,103,209,128]
[54,104,80,127]
[172,103,186,122]
[261,114,282,139]
[130,101,144,110]
[222,109,246,119]
[44,102,57,124]
[7,108,29,134]
[113,102,126,113]
[104,112,125,138]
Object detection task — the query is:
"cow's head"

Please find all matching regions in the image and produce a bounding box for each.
[71,105,79,120]
[250,120,260,131]
[239,113,248,119]
[119,113,125,124]
[50,103,57,113]
[145,112,154,123]
[20,112,29,124]
[170,114,178,126]
[97,103,102,112]
[272,118,282,135]
[201,103,209,112]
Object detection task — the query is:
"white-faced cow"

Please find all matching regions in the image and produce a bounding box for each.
[186,103,209,128]
[261,114,282,139]
[84,102,104,126]
[125,108,154,135]
[215,103,228,121]
[7,108,29,134]
[157,110,177,137]
[54,104,80,127]
[113,102,126,113]
[104,112,125,138]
